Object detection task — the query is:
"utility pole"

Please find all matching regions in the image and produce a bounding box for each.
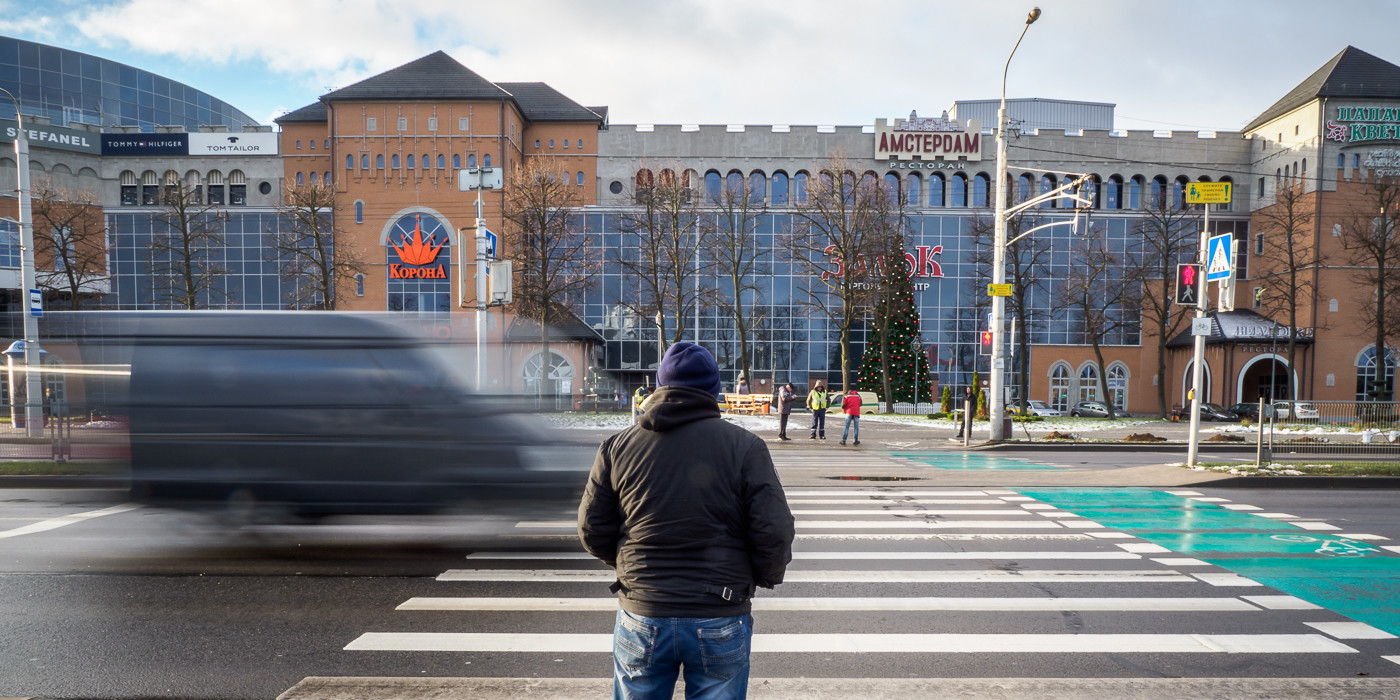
[1,88,42,437]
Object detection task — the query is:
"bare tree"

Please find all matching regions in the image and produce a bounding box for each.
[1056,224,1142,418]
[1127,189,1201,417]
[270,183,366,310]
[968,199,1052,412]
[1252,177,1320,397]
[1340,174,1400,400]
[29,178,109,310]
[701,171,769,386]
[787,154,887,392]
[502,160,601,394]
[616,166,707,348]
[148,180,230,309]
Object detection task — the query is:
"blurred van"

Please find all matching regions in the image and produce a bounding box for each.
[88,312,587,517]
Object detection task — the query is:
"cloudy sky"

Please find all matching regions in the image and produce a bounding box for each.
[4,0,1397,132]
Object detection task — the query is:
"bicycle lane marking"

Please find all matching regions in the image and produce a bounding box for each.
[1014,488,1400,638]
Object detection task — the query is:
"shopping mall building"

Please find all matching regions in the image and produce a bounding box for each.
[4,35,1400,414]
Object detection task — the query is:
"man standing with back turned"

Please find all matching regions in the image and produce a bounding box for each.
[580,341,795,699]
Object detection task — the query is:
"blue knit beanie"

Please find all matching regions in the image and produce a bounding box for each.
[656,342,723,399]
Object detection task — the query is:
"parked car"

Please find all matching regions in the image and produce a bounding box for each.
[1199,403,1239,422]
[1022,399,1063,418]
[1272,401,1320,421]
[1226,402,1261,420]
[1069,401,1112,418]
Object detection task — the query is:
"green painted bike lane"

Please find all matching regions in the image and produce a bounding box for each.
[1016,488,1400,637]
[888,452,1062,470]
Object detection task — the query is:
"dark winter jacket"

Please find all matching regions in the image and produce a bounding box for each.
[578,385,795,617]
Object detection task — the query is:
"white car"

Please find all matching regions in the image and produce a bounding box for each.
[1022,400,1064,418]
[1270,401,1320,421]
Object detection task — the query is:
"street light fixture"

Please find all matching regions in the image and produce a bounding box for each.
[0,87,43,437]
[990,7,1041,442]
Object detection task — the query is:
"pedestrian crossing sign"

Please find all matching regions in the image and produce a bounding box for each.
[1206,233,1233,282]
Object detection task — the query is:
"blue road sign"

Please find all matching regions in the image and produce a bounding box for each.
[1206,233,1233,282]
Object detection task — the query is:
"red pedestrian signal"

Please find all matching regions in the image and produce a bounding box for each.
[980,330,993,355]
[1176,263,1202,306]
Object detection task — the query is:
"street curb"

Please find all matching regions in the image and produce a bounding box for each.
[978,441,1260,453]
[1197,475,1400,489]
[0,475,128,489]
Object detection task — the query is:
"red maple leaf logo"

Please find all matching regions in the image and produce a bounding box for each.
[391,215,443,266]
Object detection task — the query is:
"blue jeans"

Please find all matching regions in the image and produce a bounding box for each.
[613,609,754,700]
[842,414,859,443]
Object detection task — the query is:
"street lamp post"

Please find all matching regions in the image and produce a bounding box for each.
[990,7,1041,442]
[0,88,42,437]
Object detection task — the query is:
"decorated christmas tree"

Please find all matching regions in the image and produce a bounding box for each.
[856,246,932,407]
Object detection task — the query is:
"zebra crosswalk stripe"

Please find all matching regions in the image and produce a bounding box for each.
[396,596,1264,612]
[435,569,1194,583]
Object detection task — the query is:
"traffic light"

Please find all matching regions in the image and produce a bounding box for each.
[979,330,993,355]
[1176,263,1202,306]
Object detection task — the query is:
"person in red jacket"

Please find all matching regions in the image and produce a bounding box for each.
[839,388,862,446]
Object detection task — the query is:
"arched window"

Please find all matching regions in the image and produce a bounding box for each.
[354,273,365,297]
[119,171,138,206]
[749,171,766,205]
[452,154,461,169]
[928,173,944,207]
[636,169,655,189]
[725,170,744,202]
[1106,175,1123,209]
[1356,346,1397,401]
[324,171,330,185]
[884,172,900,205]
[949,173,967,207]
[1173,176,1189,209]
[576,172,584,186]
[1049,364,1071,412]
[972,173,989,207]
[1040,174,1056,208]
[467,154,477,169]
[484,154,491,168]
[422,154,429,170]
[905,173,921,208]
[1127,176,1143,209]
[354,200,364,224]
[346,155,354,170]
[391,154,400,169]
[1107,363,1129,412]
[1078,364,1099,403]
[205,170,224,205]
[1018,174,1033,203]
[406,154,415,170]
[705,171,723,202]
[361,154,369,170]
[296,172,304,186]
[794,171,809,204]
[522,350,577,410]
[437,154,445,169]
[139,170,159,205]
[376,154,384,169]
[228,170,247,205]
[309,172,317,185]
[1219,176,1234,211]
[1183,361,1212,406]
[295,140,301,150]
[1151,176,1168,208]
[771,171,789,206]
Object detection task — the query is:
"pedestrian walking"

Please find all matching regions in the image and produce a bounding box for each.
[736,377,749,394]
[777,382,796,441]
[579,341,795,700]
[839,388,862,446]
[807,381,827,439]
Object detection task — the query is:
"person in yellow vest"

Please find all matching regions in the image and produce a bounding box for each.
[806,381,827,440]
[632,385,652,424]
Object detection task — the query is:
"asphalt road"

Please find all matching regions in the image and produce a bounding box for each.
[6,456,1400,699]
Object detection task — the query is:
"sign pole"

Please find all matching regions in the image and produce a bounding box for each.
[1187,202,1209,467]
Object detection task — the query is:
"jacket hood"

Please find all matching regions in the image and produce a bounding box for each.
[638,385,722,432]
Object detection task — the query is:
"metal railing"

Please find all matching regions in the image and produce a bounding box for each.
[1263,400,1400,457]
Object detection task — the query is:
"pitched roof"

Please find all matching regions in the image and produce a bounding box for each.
[274,102,328,124]
[1244,46,1400,132]
[504,313,606,344]
[321,51,512,102]
[498,82,604,123]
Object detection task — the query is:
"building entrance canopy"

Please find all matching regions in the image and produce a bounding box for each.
[1166,310,1314,348]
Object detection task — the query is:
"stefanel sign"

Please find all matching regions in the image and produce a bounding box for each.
[389,215,447,279]
[874,111,983,162]
[0,119,101,154]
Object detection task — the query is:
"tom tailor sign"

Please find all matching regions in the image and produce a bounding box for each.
[188,132,279,155]
[874,112,983,162]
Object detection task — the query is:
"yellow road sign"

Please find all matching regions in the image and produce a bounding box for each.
[987,283,1013,297]
[1186,182,1232,204]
